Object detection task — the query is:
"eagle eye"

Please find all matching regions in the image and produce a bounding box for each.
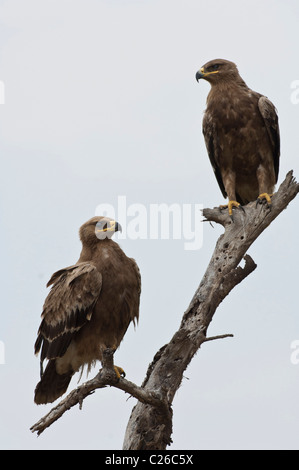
[96,220,105,229]
[206,64,220,73]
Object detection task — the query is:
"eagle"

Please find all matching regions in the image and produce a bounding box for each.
[196,58,280,216]
[34,216,141,405]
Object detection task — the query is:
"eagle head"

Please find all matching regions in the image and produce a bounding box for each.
[196,58,239,84]
[79,216,122,244]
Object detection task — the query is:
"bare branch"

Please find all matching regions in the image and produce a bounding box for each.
[30,348,167,436]
[203,333,234,343]
[123,171,299,450]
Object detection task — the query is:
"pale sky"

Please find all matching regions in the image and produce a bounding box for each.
[0,0,299,450]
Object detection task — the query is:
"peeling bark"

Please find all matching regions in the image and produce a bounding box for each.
[123,171,299,449]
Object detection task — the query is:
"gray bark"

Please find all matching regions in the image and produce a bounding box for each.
[122,171,299,450]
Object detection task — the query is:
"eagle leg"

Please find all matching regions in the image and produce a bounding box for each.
[256,193,273,208]
[114,365,126,379]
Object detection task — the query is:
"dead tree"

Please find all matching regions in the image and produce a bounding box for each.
[31,171,299,449]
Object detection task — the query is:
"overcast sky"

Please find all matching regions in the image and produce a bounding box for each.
[0,0,299,450]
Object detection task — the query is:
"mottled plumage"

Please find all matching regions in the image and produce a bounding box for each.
[196,59,280,214]
[34,216,141,404]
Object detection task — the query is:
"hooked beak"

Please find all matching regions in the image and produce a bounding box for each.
[95,218,122,240]
[104,220,122,233]
[196,67,219,82]
[114,221,122,233]
[196,68,205,81]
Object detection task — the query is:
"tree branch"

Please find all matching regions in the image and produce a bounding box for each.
[30,171,299,448]
[30,348,168,436]
[122,171,299,450]
[204,333,234,343]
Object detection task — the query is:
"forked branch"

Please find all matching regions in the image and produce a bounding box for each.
[123,171,299,450]
[30,348,168,436]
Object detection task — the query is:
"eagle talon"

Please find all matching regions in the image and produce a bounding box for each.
[114,365,126,379]
[256,193,273,208]
[219,200,243,217]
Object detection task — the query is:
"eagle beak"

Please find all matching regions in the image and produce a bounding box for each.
[196,68,205,81]
[196,67,219,82]
[106,220,122,233]
[96,220,122,234]
[114,221,122,233]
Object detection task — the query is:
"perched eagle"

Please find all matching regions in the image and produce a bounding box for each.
[196,58,280,216]
[34,216,141,404]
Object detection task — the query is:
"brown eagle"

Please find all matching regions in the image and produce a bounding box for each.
[34,216,141,404]
[196,58,280,216]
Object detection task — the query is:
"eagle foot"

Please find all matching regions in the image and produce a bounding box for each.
[114,365,126,379]
[219,200,244,219]
[256,193,273,208]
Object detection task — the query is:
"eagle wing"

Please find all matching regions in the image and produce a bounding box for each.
[34,262,102,370]
[257,95,280,183]
[202,112,227,198]
[128,258,141,326]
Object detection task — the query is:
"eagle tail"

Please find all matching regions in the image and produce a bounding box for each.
[34,360,73,405]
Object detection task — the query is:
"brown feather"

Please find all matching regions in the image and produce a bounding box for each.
[34,263,102,362]
[197,59,280,205]
[34,360,73,405]
[34,216,141,404]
